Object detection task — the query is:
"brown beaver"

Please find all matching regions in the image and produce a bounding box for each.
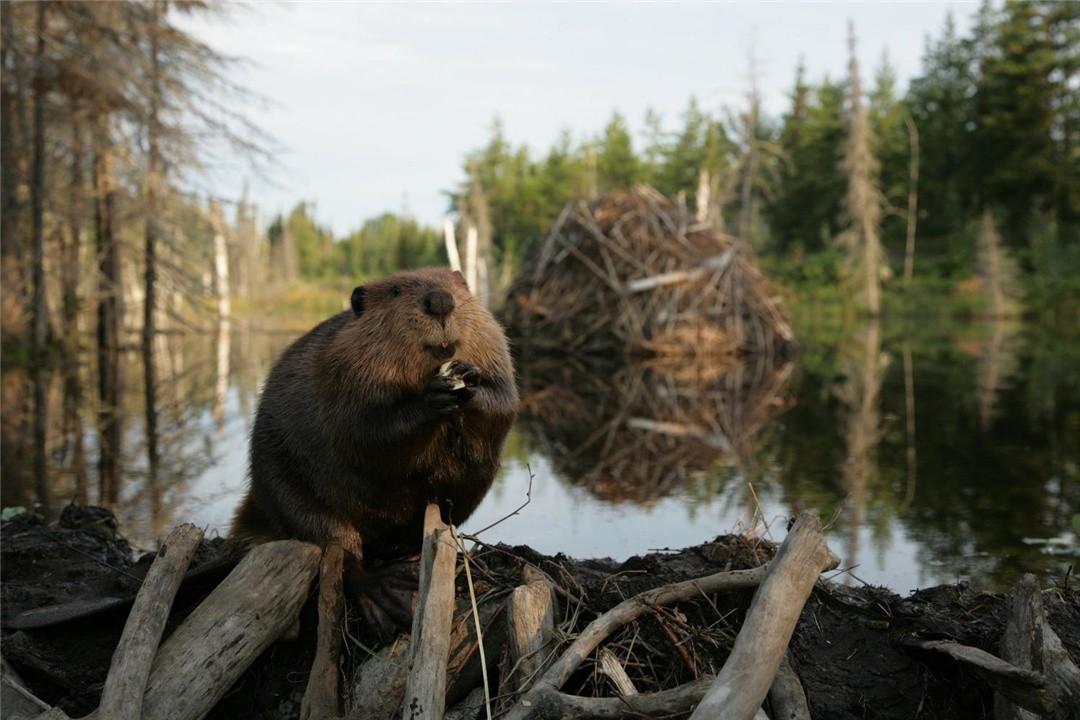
[232,268,517,623]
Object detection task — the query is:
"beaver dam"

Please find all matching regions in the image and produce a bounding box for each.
[3,507,1080,720]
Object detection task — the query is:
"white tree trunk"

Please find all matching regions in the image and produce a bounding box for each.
[443,219,462,273]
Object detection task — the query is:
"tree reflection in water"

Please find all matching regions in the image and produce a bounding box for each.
[1,319,1077,589]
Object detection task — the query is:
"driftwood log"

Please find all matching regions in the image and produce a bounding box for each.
[689,514,838,720]
[96,524,203,720]
[501,512,836,720]
[350,636,411,720]
[900,573,1080,720]
[766,656,812,720]
[402,505,458,720]
[301,542,346,720]
[3,655,51,719]
[85,540,321,720]
[504,565,556,697]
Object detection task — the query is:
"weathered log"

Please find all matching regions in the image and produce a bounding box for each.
[444,686,486,720]
[688,513,838,720]
[626,249,734,293]
[767,655,811,720]
[516,675,714,720]
[301,542,346,720]
[3,655,50,719]
[348,599,502,720]
[32,709,72,720]
[598,649,637,697]
[349,635,411,720]
[97,523,203,720]
[905,639,1048,715]
[85,540,320,720]
[505,566,556,695]
[901,576,1080,720]
[502,561,769,720]
[402,504,458,720]
[446,597,505,707]
[993,573,1080,720]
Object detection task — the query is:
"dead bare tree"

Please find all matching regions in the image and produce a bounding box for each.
[840,21,886,316]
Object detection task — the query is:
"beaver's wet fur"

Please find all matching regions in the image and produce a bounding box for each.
[231,268,517,568]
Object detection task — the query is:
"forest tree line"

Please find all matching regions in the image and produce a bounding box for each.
[253,1,1079,319]
[438,1,1077,316]
[2,0,1078,365]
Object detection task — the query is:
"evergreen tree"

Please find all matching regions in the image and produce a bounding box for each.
[969,0,1071,246]
[769,72,847,254]
[906,12,977,245]
[596,112,640,192]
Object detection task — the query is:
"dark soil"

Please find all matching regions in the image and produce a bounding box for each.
[3,507,1078,720]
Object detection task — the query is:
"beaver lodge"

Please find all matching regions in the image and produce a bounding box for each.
[4,191,1080,720]
[502,186,795,362]
[504,187,796,503]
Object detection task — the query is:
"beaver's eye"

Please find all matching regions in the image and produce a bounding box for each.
[390,285,401,298]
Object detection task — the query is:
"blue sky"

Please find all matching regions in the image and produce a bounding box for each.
[186,2,976,235]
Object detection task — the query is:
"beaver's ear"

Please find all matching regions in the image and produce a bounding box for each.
[451,270,468,289]
[350,286,366,316]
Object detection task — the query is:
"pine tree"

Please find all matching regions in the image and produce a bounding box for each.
[971,0,1061,245]
[906,12,977,243]
[596,112,640,192]
[769,71,847,255]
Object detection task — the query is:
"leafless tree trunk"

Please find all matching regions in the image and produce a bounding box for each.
[94,114,123,504]
[695,168,711,224]
[979,208,1007,319]
[143,0,164,523]
[836,319,888,580]
[1,0,26,340]
[738,98,759,242]
[842,22,885,316]
[903,113,919,286]
[30,0,49,514]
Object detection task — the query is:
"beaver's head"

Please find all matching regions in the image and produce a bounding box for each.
[333,267,511,396]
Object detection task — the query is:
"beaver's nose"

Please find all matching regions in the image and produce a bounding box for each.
[421,290,455,318]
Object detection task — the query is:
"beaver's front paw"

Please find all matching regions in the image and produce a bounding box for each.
[423,362,478,416]
[422,376,472,416]
[439,360,480,391]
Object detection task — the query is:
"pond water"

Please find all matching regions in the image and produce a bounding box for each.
[2,314,1077,593]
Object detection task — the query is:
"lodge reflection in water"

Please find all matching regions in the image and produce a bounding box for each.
[516,350,794,504]
[1,317,1077,588]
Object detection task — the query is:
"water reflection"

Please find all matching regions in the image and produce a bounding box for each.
[517,351,794,504]
[1,317,1076,589]
[834,320,889,583]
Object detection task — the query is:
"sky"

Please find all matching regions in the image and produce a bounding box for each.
[185,2,976,236]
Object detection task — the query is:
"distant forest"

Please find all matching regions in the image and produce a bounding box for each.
[1,0,1077,361]
[278,0,1079,317]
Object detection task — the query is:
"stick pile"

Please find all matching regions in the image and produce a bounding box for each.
[5,510,1080,719]
[503,186,795,361]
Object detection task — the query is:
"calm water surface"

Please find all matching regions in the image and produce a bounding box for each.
[3,315,1077,593]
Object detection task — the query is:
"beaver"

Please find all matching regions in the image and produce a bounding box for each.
[232,268,517,625]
